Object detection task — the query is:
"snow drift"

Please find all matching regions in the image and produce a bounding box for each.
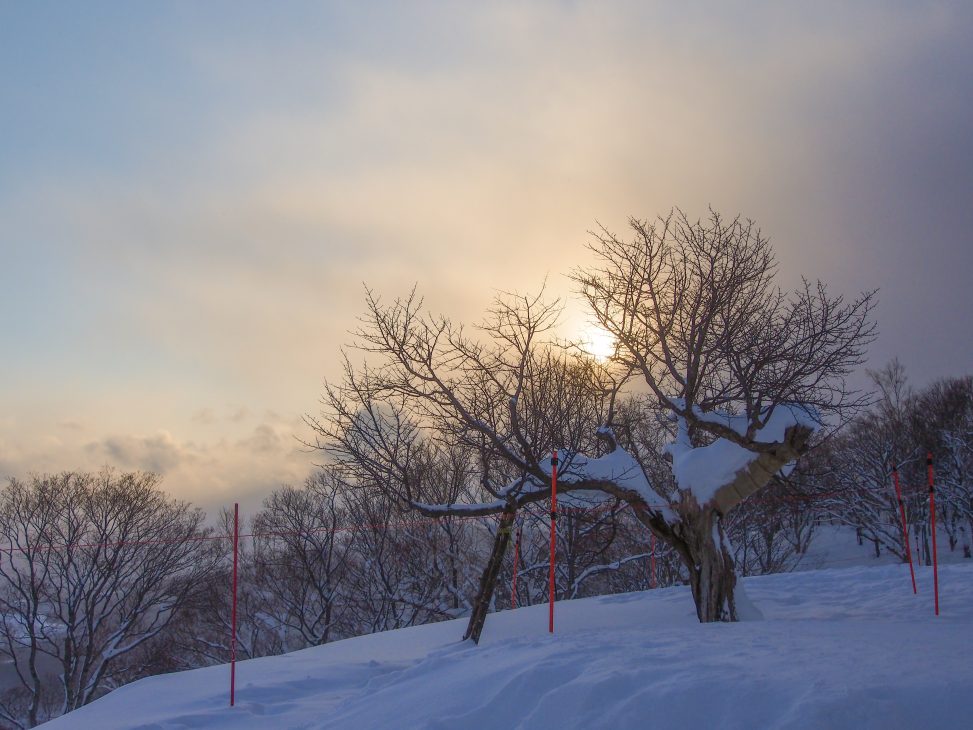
[41,563,973,729]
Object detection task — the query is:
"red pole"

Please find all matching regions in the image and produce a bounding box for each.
[549,449,558,634]
[511,526,521,609]
[650,532,657,589]
[927,453,939,616]
[230,503,239,706]
[891,466,917,594]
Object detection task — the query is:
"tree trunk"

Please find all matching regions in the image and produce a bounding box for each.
[677,507,737,622]
[463,504,516,644]
[677,422,809,621]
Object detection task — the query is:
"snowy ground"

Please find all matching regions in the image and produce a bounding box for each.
[792,523,970,572]
[42,562,973,729]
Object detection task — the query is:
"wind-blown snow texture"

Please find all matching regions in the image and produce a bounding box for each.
[42,564,973,729]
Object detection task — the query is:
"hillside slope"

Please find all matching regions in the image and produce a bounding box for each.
[42,563,973,729]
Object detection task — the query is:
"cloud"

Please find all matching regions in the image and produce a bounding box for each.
[2,0,971,509]
[229,407,251,423]
[237,423,282,454]
[86,431,189,474]
[191,408,216,425]
[2,419,315,515]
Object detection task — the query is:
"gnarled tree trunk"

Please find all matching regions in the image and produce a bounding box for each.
[676,506,737,622]
[666,425,812,622]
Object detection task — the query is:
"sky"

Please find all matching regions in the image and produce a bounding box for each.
[2,1,972,515]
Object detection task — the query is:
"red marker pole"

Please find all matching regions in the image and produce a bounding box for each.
[549,449,558,634]
[230,503,239,706]
[927,453,939,616]
[511,526,522,609]
[892,466,917,594]
[650,532,657,589]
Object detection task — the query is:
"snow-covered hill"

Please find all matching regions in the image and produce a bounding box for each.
[42,563,973,729]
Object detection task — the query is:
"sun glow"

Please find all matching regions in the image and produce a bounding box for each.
[580,324,617,363]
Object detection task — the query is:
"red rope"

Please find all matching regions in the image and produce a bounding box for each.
[0,481,938,557]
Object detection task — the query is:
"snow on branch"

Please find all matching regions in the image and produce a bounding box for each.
[666,402,819,511]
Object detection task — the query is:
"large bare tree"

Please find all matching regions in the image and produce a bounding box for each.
[309,209,875,638]
[576,211,876,620]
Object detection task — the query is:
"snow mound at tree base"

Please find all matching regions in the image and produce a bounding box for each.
[42,564,973,729]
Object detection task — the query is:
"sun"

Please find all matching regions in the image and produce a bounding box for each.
[580,324,617,363]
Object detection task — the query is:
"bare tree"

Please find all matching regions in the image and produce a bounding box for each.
[308,210,875,637]
[798,365,909,561]
[801,365,973,564]
[308,288,621,641]
[911,375,973,555]
[0,470,219,729]
[726,474,819,576]
[169,508,283,669]
[341,486,478,634]
[248,471,354,650]
[575,211,875,619]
